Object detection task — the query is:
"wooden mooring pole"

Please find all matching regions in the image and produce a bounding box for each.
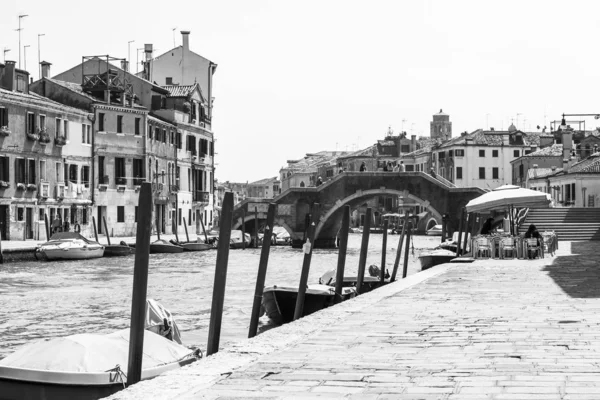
[380,219,389,283]
[241,209,246,250]
[391,213,410,282]
[92,216,99,243]
[199,214,209,243]
[456,208,465,257]
[207,192,234,355]
[183,217,190,242]
[44,213,51,240]
[173,218,180,243]
[462,213,471,255]
[356,207,372,294]
[102,216,111,246]
[293,203,320,321]
[248,203,276,338]
[254,207,259,248]
[334,206,350,304]
[402,220,412,279]
[126,182,153,386]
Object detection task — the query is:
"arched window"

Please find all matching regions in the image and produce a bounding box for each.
[300,181,305,187]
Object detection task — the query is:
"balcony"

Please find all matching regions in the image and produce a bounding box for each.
[193,191,210,204]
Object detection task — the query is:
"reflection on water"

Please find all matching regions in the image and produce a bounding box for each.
[0,234,442,358]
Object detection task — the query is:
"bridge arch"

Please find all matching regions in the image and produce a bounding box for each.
[315,188,443,239]
[233,215,296,240]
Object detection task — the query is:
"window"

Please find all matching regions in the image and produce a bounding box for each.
[135,118,140,135]
[115,157,126,185]
[455,149,464,157]
[492,150,498,157]
[55,118,62,137]
[514,150,520,157]
[98,113,105,131]
[81,166,90,187]
[438,152,445,160]
[405,165,415,172]
[40,160,46,181]
[16,75,26,92]
[401,144,410,153]
[98,156,106,184]
[117,115,123,133]
[178,208,182,226]
[162,129,167,143]
[0,156,8,181]
[210,140,214,156]
[479,149,485,157]
[39,115,46,130]
[0,107,7,127]
[69,164,78,183]
[15,158,26,183]
[456,167,463,179]
[479,167,485,179]
[63,120,69,139]
[176,132,182,149]
[82,207,88,225]
[82,124,91,144]
[492,167,499,179]
[56,162,62,182]
[17,207,24,221]
[148,124,153,139]
[133,159,144,186]
[188,209,191,226]
[155,127,160,141]
[134,206,138,223]
[27,112,35,134]
[117,206,125,223]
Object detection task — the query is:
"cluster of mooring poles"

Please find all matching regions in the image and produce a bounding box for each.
[124,187,420,386]
[240,206,260,249]
[441,206,473,256]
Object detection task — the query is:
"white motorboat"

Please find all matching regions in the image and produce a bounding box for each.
[426,224,443,236]
[36,232,105,261]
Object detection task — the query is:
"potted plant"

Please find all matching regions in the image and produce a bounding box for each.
[27,183,37,191]
[26,131,40,141]
[0,180,9,188]
[0,126,10,136]
[38,128,51,144]
[54,136,67,146]
[16,183,26,190]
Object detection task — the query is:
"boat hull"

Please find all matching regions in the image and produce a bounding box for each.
[150,242,184,254]
[42,247,104,261]
[418,251,456,270]
[262,285,356,325]
[103,245,134,257]
[180,242,213,252]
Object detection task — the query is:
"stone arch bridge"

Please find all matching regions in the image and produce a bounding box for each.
[232,172,485,248]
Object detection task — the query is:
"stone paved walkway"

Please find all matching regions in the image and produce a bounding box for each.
[110,241,600,400]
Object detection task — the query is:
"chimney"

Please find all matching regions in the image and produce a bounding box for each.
[144,44,153,61]
[40,61,51,79]
[181,31,190,52]
[121,60,129,72]
[411,134,416,151]
[2,61,16,91]
[143,44,153,81]
[562,131,573,163]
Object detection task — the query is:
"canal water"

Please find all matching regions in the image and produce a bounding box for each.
[0,234,443,359]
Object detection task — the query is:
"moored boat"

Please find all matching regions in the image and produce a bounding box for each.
[262,284,356,325]
[426,224,443,236]
[103,241,135,257]
[150,239,184,254]
[418,249,456,270]
[229,230,252,249]
[36,232,105,261]
[319,267,389,293]
[169,239,213,252]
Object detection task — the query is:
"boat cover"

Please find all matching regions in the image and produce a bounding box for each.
[230,230,252,243]
[48,232,97,243]
[0,328,192,373]
[145,299,182,344]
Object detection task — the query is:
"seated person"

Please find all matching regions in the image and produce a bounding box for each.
[480,217,495,235]
[524,224,542,258]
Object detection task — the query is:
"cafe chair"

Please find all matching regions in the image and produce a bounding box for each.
[499,237,517,259]
[474,237,492,259]
[525,238,543,259]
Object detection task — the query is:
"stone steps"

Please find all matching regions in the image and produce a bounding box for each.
[519,208,600,240]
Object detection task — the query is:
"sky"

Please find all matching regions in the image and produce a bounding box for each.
[2,0,600,183]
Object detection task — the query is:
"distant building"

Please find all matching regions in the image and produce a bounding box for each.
[510,143,564,187]
[430,109,452,141]
[247,177,280,198]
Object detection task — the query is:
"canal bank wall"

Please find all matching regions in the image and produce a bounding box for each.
[106,263,452,400]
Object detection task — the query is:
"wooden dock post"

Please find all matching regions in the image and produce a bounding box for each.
[356,207,372,295]
[0,231,4,264]
[199,214,209,243]
[241,209,246,250]
[126,182,153,386]
[391,213,410,282]
[380,219,389,283]
[248,203,276,338]
[183,217,190,242]
[462,213,471,254]
[102,216,111,246]
[456,208,465,257]
[402,219,412,279]
[334,206,350,304]
[441,214,447,243]
[173,218,180,243]
[44,213,51,240]
[293,203,320,321]
[207,192,234,356]
[254,207,259,248]
[92,216,99,243]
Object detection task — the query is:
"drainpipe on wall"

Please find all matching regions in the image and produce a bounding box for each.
[90,107,96,207]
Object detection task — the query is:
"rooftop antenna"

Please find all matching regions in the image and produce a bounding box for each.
[3,48,10,63]
[127,40,135,71]
[16,14,28,69]
[172,27,177,48]
[23,44,30,71]
[37,33,45,80]
[516,113,522,129]
[136,47,144,74]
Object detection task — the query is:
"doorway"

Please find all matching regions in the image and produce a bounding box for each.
[97,206,104,234]
[25,208,33,239]
[0,205,7,240]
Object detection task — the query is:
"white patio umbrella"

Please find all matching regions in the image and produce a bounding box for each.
[465,184,552,214]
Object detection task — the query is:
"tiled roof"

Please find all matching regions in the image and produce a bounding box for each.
[528,167,562,180]
[163,84,198,98]
[249,177,278,186]
[523,143,563,157]
[0,87,88,115]
[568,153,600,174]
[338,144,378,158]
[46,78,99,102]
[438,129,541,148]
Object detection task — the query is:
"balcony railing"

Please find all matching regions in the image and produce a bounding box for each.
[193,191,210,204]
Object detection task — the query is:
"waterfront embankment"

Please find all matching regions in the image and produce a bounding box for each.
[107,241,600,399]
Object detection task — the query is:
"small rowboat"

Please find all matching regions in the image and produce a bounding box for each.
[150,239,184,254]
[169,240,213,252]
[103,242,134,257]
[418,249,456,270]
